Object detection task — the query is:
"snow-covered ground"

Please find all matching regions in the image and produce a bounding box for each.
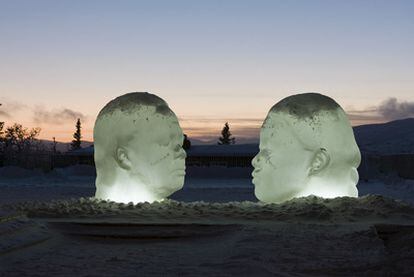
[1,165,414,276]
[1,165,414,204]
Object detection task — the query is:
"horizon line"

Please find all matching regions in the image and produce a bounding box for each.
[35,117,414,144]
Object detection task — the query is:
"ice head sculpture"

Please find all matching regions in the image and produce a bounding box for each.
[252,93,361,204]
[94,92,186,203]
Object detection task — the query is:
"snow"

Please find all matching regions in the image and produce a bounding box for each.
[0,165,96,188]
[1,166,414,275]
[0,166,44,179]
[0,212,50,255]
[3,195,413,224]
[1,165,414,203]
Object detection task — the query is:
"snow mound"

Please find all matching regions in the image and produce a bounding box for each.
[0,166,44,179]
[54,165,96,177]
[0,210,50,254]
[0,165,96,188]
[4,195,414,223]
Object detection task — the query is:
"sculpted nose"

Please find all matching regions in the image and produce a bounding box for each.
[179,149,187,159]
[176,145,187,159]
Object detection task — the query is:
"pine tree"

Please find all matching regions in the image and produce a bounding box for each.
[52,137,57,153]
[0,121,4,140]
[182,134,191,150]
[218,122,235,145]
[0,104,4,140]
[71,118,82,150]
[0,121,4,153]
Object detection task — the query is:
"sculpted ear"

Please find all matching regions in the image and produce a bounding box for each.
[309,148,330,176]
[116,147,132,170]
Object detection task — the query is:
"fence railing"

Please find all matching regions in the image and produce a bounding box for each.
[0,152,413,180]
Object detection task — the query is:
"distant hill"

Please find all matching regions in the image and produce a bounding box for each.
[190,137,259,145]
[192,118,414,155]
[353,118,414,154]
[39,140,93,153]
[43,118,414,155]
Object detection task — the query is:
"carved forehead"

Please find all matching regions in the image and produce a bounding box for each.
[97,92,174,118]
[94,92,181,145]
[261,108,345,149]
[269,93,341,119]
[260,114,302,145]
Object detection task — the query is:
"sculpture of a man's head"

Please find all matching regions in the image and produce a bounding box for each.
[252,93,361,203]
[94,92,186,203]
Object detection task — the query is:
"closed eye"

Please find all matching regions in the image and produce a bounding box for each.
[261,149,272,160]
[260,149,277,169]
[173,144,182,152]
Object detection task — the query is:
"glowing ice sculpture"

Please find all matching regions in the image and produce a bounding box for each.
[252,93,361,204]
[94,92,186,203]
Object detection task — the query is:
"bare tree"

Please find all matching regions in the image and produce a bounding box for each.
[4,123,41,154]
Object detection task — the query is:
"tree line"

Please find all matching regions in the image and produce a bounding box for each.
[1,101,236,161]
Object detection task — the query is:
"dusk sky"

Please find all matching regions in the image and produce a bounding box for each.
[1,0,413,143]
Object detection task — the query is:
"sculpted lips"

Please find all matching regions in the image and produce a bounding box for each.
[173,167,186,176]
[252,168,261,178]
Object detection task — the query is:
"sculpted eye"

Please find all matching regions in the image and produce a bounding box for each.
[173,144,181,152]
[150,152,171,166]
[261,149,272,160]
[157,138,170,147]
[261,149,277,169]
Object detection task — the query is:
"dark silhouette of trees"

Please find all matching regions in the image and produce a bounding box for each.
[1,104,45,167]
[0,103,4,145]
[0,123,42,167]
[0,121,4,154]
[182,134,191,150]
[71,118,82,150]
[218,122,235,145]
[3,124,41,153]
[52,137,57,153]
[0,123,43,168]
[1,103,42,167]
[0,122,4,141]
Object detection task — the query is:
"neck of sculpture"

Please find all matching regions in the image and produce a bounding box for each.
[97,170,159,203]
[297,174,358,199]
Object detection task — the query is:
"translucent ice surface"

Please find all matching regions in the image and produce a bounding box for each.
[252,93,361,203]
[93,92,186,203]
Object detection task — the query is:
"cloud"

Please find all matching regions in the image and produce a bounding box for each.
[377,98,414,121]
[346,97,414,125]
[0,100,27,119]
[346,111,384,126]
[0,110,10,118]
[34,107,86,125]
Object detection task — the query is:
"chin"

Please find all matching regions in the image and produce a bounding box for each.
[167,178,184,193]
[175,173,185,183]
[254,185,266,202]
[254,184,288,204]
[172,182,184,192]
